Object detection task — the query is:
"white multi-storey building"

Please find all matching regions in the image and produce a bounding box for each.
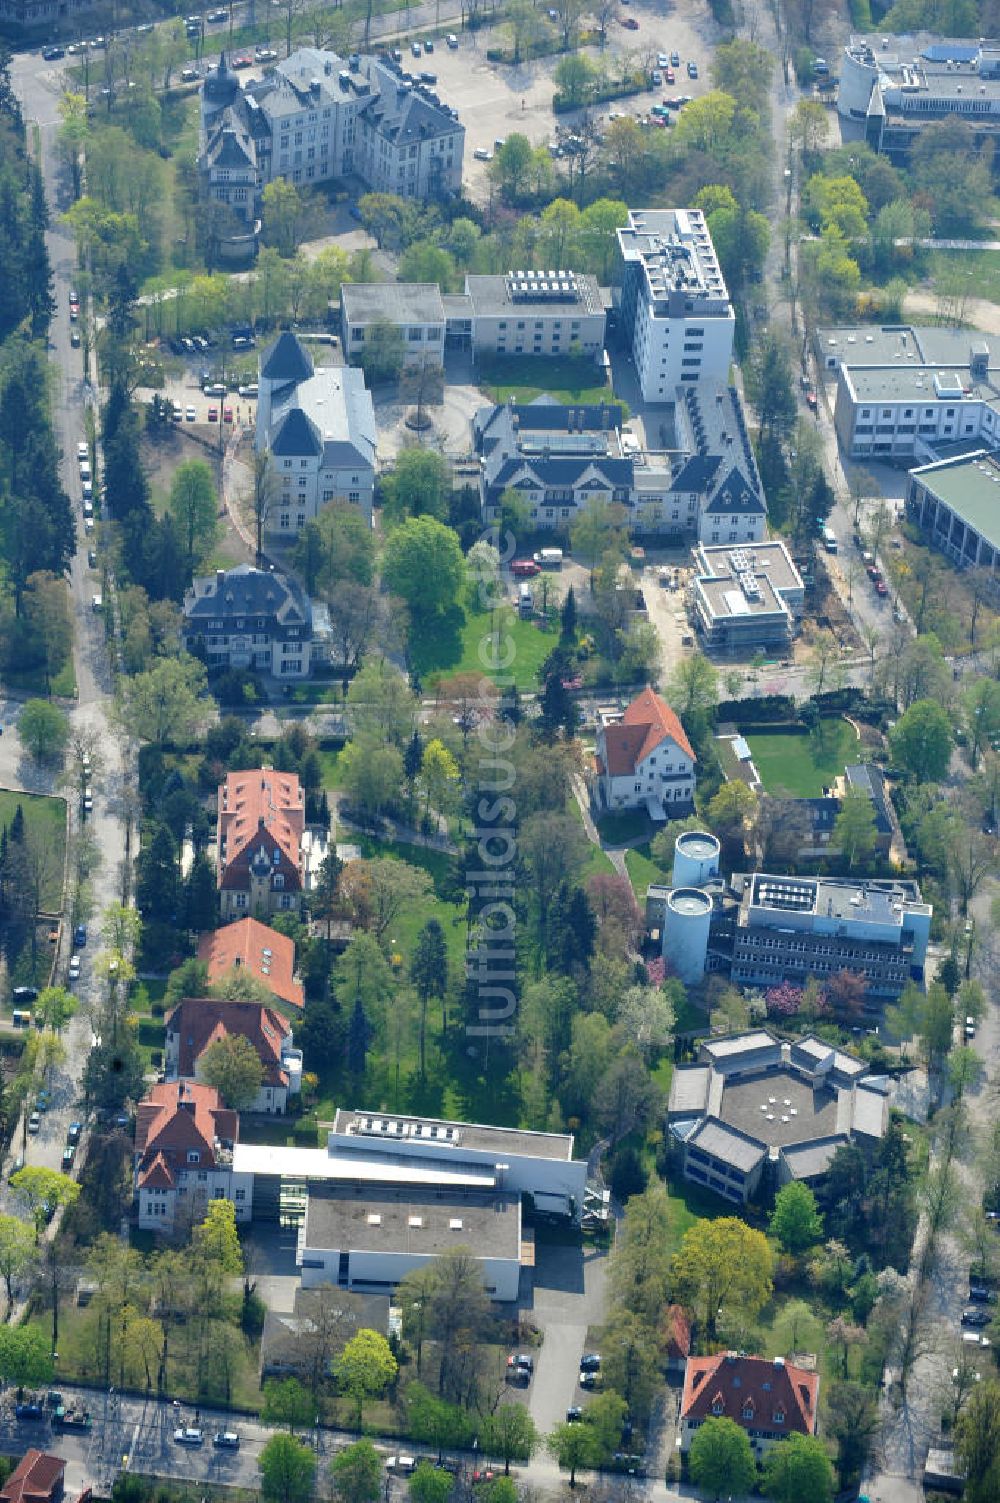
[256,332,376,536]
[616,208,735,403]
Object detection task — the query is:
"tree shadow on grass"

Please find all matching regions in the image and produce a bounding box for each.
[408,604,466,678]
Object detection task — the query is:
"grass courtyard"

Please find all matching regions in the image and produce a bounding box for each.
[410,601,557,688]
[478,354,618,408]
[746,719,860,798]
[0,791,66,911]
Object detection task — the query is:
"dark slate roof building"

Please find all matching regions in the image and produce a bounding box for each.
[183,565,314,679]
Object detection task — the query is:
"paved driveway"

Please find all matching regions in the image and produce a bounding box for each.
[526,1235,608,1438]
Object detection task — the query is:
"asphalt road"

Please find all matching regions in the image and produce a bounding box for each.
[3,55,129,1219]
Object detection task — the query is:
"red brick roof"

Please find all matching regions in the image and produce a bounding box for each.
[681,1353,818,1439]
[166,998,292,1088]
[1,1451,65,1503]
[600,687,695,776]
[218,769,304,889]
[198,918,304,1010]
[135,1080,238,1192]
[665,1304,691,1361]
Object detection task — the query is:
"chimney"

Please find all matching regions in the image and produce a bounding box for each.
[216,569,225,589]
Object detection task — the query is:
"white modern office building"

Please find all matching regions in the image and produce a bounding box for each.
[616,208,735,403]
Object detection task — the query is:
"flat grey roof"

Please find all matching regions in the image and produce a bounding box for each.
[852,1086,888,1139]
[693,542,804,620]
[846,367,996,405]
[720,1068,841,1148]
[342,282,445,325]
[303,1186,521,1259]
[704,1031,777,1060]
[790,1036,866,1079]
[668,1066,711,1116]
[687,1118,767,1175]
[464,272,603,318]
[817,324,998,369]
[332,1108,576,1160]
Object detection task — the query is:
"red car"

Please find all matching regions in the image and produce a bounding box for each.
[875,580,889,596]
[208,406,218,422]
[511,559,540,578]
[805,390,818,411]
[664,66,675,83]
[232,52,253,67]
[223,406,234,423]
[622,15,639,27]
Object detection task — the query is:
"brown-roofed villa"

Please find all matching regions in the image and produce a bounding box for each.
[217,768,305,920]
[165,998,303,1113]
[592,687,696,821]
[198,917,304,1011]
[134,1079,252,1232]
[680,1351,819,1458]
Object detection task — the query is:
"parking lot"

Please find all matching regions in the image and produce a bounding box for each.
[412,3,715,198]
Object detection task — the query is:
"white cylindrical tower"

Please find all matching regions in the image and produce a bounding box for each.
[671,830,721,889]
[838,41,879,119]
[662,887,713,983]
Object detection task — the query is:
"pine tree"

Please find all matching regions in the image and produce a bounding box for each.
[347,997,372,1076]
[560,585,577,643]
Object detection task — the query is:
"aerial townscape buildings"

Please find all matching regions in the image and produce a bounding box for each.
[9,10,1000,1501]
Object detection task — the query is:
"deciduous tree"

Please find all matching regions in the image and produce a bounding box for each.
[689,1417,756,1500]
[769,1181,824,1256]
[336,1328,397,1427]
[673,1217,773,1341]
[199,1033,266,1110]
[260,1433,317,1503]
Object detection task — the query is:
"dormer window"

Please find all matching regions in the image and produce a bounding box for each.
[187,1151,200,1165]
[772,1409,785,1425]
[711,1400,724,1417]
[742,1401,755,1420]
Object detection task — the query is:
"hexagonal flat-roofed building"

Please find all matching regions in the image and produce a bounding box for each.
[667,1030,886,1204]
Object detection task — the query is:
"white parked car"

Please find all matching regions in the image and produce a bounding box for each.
[68,955,81,980]
[473,147,492,161]
[174,1427,204,1446]
[76,442,88,461]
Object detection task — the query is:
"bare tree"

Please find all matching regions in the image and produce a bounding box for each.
[248,448,277,564]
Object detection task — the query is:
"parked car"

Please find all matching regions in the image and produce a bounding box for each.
[962,1307,991,1327]
[687,59,698,77]
[566,1407,583,1422]
[473,147,492,161]
[70,330,81,348]
[580,1353,602,1372]
[208,407,218,422]
[965,1016,976,1039]
[657,51,668,66]
[579,1370,599,1388]
[27,1113,40,1134]
[68,1122,83,1145]
[61,1147,74,1171]
[671,50,679,65]
[68,955,81,980]
[664,66,675,83]
[385,1457,416,1475]
[969,1284,998,1304]
[15,1404,44,1420]
[185,406,196,422]
[621,15,639,27]
[174,1428,204,1446]
[42,46,65,60]
[411,40,421,55]
[180,67,200,82]
[255,46,278,61]
[213,1431,240,1449]
[446,32,458,46]
[13,986,37,1004]
[233,52,253,67]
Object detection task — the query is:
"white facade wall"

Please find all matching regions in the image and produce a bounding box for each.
[633,300,734,403]
[270,453,375,534]
[137,1172,253,1231]
[325,1130,587,1216]
[298,1243,520,1299]
[344,313,445,366]
[698,508,767,547]
[473,308,605,358]
[597,744,696,812]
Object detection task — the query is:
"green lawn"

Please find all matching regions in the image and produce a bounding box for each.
[746,720,860,798]
[478,355,618,409]
[410,602,556,689]
[3,660,76,698]
[662,1175,729,1260]
[317,746,348,791]
[930,247,1000,308]
[0,792,66,911]
[594,809,650,845]
[625,843,668,902]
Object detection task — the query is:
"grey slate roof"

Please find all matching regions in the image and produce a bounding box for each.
[703,465,767,516]
[845,763,893,836]
[671,454,721,493]
[262,332,314,384]
[272,406,324,458]
[688,1118,767,1175]
[183,564,311,629]
[493,456,633,489]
